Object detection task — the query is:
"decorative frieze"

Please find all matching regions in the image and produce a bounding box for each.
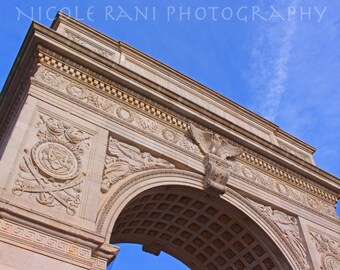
[310,231,340,270]
[101,136,175,193]
[235,162,337,219]
[240,151,338,204]
[12,114,91,215]
[32,48,338,213]
[0,219,96,268]
[33,65,200,156]
[37,48,189,131]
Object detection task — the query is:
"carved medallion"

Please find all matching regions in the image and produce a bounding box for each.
[116,106,134,122]
[162,129,178,143]
[40,69,62,87]
[32,140,81,181]
[66,84,86,99]
[310,231,340,270]
[13,115,90,215]
[242,167,253,179]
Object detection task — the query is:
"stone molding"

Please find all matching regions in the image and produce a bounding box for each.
[309,230,340,270]
[31,51,338,219]
[64,28,115,61]
[278,140,313,163]
[0,218,108,269]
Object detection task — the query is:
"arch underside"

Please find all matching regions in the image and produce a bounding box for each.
[110,185,291,270]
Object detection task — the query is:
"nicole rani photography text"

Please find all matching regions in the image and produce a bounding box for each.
[16,5,327,23]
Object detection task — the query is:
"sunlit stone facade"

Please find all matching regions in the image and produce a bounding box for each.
[0,12,339,270]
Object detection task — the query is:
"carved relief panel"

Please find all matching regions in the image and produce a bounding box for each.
[309,230,340,270]
[101,136,175,193]
[33,49,338,222]
[249,200,309,270]
[12,113,92,216]
[33,64,200,157]
[232,160,338,220]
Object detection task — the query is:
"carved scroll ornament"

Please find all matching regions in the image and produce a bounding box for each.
[190,123,242,194]
[13,115,90,215]
[101,137,175,193]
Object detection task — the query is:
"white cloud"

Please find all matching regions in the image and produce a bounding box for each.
[250,0,299,121]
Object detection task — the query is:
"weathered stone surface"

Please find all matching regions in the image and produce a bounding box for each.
[0,12,339,270]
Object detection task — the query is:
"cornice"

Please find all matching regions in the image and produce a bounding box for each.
[33,49,339,206]
[1,14,339,197]
[52,12,316,153]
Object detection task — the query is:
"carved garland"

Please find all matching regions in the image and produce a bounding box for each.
[12,115,90,215]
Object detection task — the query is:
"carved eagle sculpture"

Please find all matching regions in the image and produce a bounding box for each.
[190,123,242,160]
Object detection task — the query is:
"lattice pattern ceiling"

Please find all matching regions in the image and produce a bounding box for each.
[111,186,289,270]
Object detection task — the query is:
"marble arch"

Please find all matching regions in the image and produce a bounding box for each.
[99,169,301,270]
[0,12,339,270]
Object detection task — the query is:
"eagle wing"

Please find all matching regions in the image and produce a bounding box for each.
[190,123,213,155]
[220,140,242,160]
[108,137,141,163]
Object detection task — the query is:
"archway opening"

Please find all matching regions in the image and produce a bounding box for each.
[107,243,189,269]
[109,185,290,270]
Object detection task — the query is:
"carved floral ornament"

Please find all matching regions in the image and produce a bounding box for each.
[13,115,91,215]
[101,137,175,193]
[310,231,340,270]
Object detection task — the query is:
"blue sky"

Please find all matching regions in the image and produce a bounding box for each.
[1,1,339,269]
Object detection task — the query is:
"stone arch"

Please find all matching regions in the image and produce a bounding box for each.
[97,169,302,270]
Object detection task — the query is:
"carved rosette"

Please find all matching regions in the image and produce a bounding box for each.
[101,137,175,193]
[249,200,309,269]
[13,115,90,215]
[310,231,340,270]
